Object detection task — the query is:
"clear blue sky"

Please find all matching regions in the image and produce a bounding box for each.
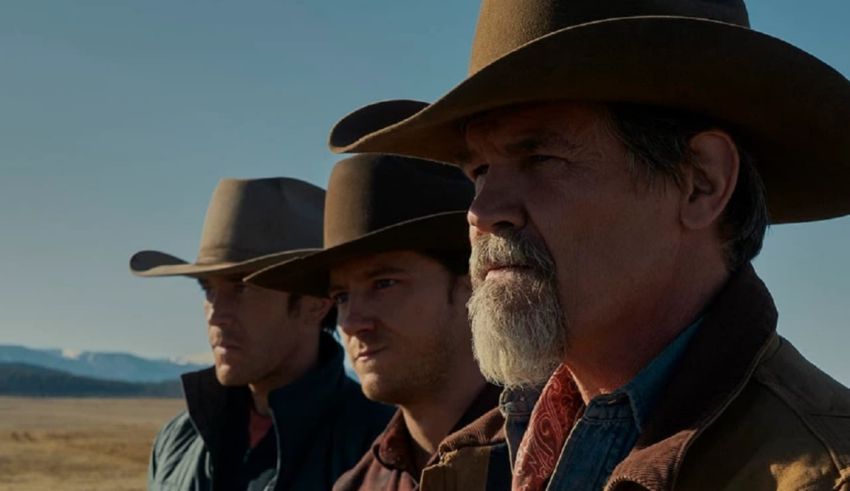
[1,1,848,384]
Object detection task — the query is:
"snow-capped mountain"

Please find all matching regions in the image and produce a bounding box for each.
[0,345,209,383]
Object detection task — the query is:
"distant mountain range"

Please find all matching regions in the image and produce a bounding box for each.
[0,362,182,397]
[0,345,208,383]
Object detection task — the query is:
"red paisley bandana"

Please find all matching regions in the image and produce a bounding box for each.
[512,364,583,491]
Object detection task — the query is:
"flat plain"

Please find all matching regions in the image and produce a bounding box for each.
[0,396,185,491]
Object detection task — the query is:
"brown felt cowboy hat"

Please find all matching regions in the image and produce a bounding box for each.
[130,177,324,279]
[246,154,474,297]
[328,0,850,224]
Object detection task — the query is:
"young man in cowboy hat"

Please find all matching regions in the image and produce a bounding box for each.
[131,177,392,490]
[249,154,509,490]
[326,1,850,489]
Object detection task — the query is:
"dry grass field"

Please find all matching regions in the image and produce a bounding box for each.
[0,396,185,491]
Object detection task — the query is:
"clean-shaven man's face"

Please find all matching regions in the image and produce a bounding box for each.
[201,275,316,387]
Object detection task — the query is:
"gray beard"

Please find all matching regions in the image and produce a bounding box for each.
[468,232,567,388]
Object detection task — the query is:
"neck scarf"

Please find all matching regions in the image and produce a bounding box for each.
[512,364,584,491]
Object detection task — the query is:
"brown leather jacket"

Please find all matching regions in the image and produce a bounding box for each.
[419,265,850,490]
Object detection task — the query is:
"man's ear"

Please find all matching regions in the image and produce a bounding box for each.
[297,295,334,325]
[679,130,740,232]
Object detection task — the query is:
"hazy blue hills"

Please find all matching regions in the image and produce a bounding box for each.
[0,345,207,383]
[0,362,183,397]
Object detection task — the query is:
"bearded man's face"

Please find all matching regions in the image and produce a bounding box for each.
[463,102,684,388]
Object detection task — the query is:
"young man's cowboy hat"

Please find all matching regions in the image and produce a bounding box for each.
[130,177,324,279]
[246,154,473,297]
[327,0,850,224]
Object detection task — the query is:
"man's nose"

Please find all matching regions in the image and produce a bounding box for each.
[206,291,237,325]
[337,298,376,337]
[467,167,526,238]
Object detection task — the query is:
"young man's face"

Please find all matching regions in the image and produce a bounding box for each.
[201,275,312,387]
[328,250,472,406]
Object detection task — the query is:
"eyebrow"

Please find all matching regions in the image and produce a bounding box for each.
[364,265,409,279]
[327,265,410,293]
[197,276,242,288]
[504,132,581,155]
[463,131,581,169]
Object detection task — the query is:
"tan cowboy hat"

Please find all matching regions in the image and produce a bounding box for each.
[328,0,850,224]
[246,154,474,297]
[130,177,324,279]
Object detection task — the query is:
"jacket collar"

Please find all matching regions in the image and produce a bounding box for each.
[374,383,503,473]
[436,384,506,454]
[607,264,778,490]
[265,334,349,485]
[181,333,347,468]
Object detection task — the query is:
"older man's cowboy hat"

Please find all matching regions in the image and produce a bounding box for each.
[130,177,324,278]
[328,0,850,224]
[246,154,474,297]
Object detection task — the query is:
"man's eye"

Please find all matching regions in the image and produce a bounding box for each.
[233,283,247,295]
[470,164,489,178]
[374,279,398,290]
[526,155,555,166]
[331,292,349,306]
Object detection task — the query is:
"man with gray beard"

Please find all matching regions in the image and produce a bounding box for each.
[467,230,566,388]
[325,1,850,489]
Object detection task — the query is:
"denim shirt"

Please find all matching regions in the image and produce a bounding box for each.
[501,321,700,491]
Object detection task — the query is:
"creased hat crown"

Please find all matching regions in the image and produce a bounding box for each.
[130,177,325,278]
[324,154,473,247]
[243,155,474,295]
[196,177,324,264]
[470,0,750,73]
[327,0,850,223]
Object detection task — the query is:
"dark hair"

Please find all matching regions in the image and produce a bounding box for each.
[417,249,470,304]
[419,249,470,276]
[287,293,338,334]
[605,103,769,270]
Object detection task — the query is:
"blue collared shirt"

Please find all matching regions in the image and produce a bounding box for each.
[501,321,700,491]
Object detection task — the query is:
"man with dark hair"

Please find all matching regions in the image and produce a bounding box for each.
[325,1,850,489]
[605,104,769,270]
[249,155,508,490]
[131,177,392,490]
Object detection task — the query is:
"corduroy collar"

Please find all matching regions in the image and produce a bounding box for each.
[374,383,503,474]
[606,263,778,490]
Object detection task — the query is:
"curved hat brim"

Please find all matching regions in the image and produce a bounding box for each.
[129,249,321,279]
[330,16,850,224]
[246,211,470,297]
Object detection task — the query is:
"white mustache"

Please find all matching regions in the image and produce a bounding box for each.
[470,231,555,282]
